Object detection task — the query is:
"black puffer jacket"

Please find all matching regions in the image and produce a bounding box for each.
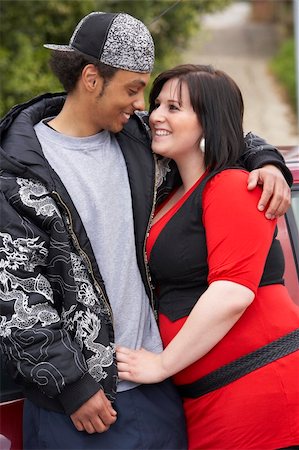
[0,93,292,415]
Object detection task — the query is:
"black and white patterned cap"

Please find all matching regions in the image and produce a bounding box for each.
[44,12,154,73]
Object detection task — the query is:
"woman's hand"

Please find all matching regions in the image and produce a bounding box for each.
[247,165,291,219]
[116,347,168,384]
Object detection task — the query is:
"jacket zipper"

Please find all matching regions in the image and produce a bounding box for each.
[51,191,114,322]
[143,153,159,319]
[135,115,159,319]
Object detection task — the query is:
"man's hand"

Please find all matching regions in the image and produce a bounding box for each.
[70,389,117,434]
[247,165,291,219]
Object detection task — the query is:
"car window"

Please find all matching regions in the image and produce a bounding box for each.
[277,183,299,305]
[291,188,299,232]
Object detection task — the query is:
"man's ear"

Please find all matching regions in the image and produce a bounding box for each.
[82,64,103,92]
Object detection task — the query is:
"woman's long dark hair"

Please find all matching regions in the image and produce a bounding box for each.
[149,64,245,170]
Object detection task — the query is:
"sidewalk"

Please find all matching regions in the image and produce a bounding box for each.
[183,2,299,146]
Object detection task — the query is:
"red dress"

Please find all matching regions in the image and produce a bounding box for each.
[147,170,299,449]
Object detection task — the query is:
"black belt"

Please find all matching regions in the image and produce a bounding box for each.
[177,328,299,398]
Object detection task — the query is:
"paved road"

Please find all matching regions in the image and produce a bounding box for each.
[183,2,299,146]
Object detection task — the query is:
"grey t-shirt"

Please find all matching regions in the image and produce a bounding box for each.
[34,120,163,391]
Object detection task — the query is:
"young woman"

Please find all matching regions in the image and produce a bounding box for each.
[117,64,299,449]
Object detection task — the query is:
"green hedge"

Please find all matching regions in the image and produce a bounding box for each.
[270,37,296,112]
[0,0,232,117]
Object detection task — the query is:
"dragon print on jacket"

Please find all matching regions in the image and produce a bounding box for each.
[0,174,116,404]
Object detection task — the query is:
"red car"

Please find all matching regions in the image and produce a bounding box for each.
[277,146,299,305]
[1,146,298,450]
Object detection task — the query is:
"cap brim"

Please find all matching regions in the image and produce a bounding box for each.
[43,44,75,52]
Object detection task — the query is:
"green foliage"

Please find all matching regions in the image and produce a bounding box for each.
[1,0,231,117]
[270,37,296,112]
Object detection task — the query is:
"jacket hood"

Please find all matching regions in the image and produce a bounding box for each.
[0,93,66,187]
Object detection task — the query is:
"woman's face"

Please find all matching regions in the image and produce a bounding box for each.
[149,78,203,160]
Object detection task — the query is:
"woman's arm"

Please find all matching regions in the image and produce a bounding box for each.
[117,280,253,383]
[117,169,278,383]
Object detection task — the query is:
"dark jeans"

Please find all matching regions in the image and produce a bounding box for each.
[23,380,187,450]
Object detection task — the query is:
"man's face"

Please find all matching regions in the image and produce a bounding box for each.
[94,69,150,133]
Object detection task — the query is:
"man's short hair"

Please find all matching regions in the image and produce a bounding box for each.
[49,50,118,93]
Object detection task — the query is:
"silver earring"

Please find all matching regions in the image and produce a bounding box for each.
[200,137,205,153]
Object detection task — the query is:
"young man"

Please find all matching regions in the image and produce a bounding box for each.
[0,11,292,450]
